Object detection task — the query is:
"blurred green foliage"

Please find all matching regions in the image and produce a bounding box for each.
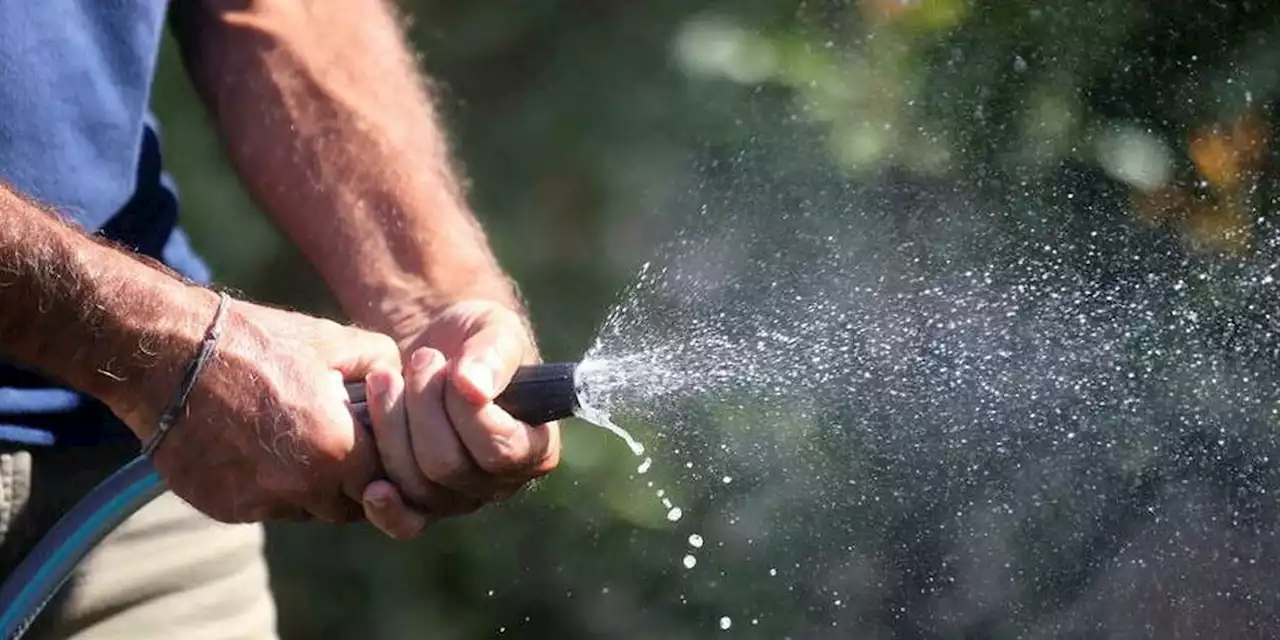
[148,1,1280,637]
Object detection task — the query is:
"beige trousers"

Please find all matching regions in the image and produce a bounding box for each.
[0,442,278,640]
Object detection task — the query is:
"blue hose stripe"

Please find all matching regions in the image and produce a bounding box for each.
[0,457,165,639]
[11,470,157,622]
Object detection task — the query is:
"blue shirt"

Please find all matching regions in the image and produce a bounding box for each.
[0,1,208,446]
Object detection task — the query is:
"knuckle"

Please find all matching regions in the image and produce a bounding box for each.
[300,416,357,462]
[398,477,435,506]
[474,433,527,475]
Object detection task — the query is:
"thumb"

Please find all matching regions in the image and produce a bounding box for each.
[320,328,399,504]
[339,405,386,506]
[324,326,403,382]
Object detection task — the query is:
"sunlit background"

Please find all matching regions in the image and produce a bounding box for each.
[150,1,1280,637]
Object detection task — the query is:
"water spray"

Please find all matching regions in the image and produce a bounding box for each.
[0,363,581,640]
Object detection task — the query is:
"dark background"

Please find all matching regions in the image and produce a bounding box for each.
[149,1,1280,637]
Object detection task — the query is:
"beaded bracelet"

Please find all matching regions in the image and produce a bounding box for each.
[141,291,231,456]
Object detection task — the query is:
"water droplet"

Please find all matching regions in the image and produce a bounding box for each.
[574,404,645,455]
[667,507,683,521]
[719,616,732,630]
[683,554,697,569]
[636,457,653,474]
[721,475,733,484]
[688,533,704,548]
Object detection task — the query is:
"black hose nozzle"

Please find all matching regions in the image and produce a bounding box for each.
[346,362,579,426]
[492,361,580,425]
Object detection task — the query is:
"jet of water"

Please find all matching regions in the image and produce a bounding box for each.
[561,165,1280,636]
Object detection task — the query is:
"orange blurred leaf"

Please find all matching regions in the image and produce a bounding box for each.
[1188,110,1269,190]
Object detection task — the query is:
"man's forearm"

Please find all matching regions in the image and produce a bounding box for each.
[172,0,521,338]
[0,185,215,433]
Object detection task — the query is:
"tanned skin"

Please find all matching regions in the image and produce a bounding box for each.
[0,0,561,540]
[0,186,400,525]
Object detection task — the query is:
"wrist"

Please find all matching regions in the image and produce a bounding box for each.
[99,278,223,439]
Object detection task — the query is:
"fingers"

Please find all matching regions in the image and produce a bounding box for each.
[316,306,559,529]
[445,332,558,484]
[442,315,558,487]
[362,480,431,540]
[403,348,486,515]
[446,391,558,482]
[338,395,385,505]
[313,325,406,520]
[451,319,529,405]
[365,369,431,499]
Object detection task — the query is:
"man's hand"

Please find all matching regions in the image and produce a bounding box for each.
[0,187,426,535]
[359,300,562,536]
[116,290,420,528]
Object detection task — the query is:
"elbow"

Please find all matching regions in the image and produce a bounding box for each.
[167,0,305,100]
[173,0,328,38]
